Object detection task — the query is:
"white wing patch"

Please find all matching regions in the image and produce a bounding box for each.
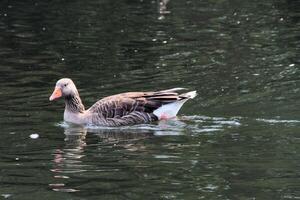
[153,91,197,120]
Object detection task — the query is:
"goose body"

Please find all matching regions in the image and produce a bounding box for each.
[49,78,197,127]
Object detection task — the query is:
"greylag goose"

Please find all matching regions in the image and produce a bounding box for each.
[49,78,197,127]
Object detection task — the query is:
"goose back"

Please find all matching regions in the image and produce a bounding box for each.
[86,89,190,126]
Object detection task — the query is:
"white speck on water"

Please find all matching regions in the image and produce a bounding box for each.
[158,16,165,20]
[289,64,295,67]
[152,38,157,42]
[283,195,300,199]
[280,17,284,21]
[52,188,79,192]
[237,21,241,24]
[42,27,46,31]
[49,183,65,187]
[253,73,260,76]
[15,158,19,161]
[257,118,300,124]
[9,132,16,135]
[30,133,39,139]
[217,120,241,126]
[163,40,167,44]
[4,13,7,17]
[134,49,138,52]
[61,58,65,61]
[204,184,219,191]
[154,154,179,159]
[54,175,70,179]
[1,194,12,199]
[233,12,237,16]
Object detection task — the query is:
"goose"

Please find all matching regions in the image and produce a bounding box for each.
[49,78,197,126]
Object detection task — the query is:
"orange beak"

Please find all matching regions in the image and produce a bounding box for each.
[49,87,62,101]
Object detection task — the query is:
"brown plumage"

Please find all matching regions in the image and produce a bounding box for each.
[49,78,197,127]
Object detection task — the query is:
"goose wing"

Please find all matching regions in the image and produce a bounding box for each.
[89,89,188,117]
[87,89,189,126]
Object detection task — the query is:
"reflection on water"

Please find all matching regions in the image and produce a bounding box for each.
[42,115,300,199]
[57,115,242,137]
[0,0,299,199]
[50,124,156,193]
[51,126,86,193]
[158,0,171,20]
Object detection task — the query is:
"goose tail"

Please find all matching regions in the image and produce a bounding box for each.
[153,91,197,120]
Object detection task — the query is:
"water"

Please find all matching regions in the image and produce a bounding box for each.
[0,0,299,199]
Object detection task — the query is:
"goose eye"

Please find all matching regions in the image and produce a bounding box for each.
[64,84,67,87]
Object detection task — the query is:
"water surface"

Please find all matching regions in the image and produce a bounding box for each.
[0,0,299,199]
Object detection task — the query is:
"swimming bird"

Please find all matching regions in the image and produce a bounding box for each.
[49,78,197,126]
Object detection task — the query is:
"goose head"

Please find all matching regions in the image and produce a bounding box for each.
[49,78,79,101]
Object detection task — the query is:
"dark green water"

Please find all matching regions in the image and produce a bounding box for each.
[0,0,299,199]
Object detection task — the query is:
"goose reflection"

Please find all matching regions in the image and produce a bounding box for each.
[158,0,171,20]
[49,124,158,192]
[51,120,185,172]
[85,126,155,143]
[53,125,87,171]
[49,119,189,192]
[50,125,87,192]
[52,125,156,170]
